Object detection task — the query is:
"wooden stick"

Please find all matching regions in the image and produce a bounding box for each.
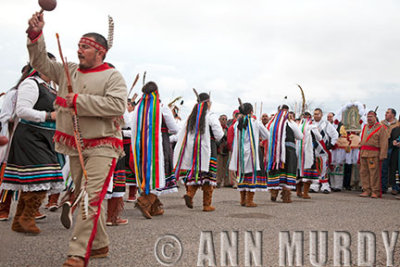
[56,33,73,94]
[142,71,147,86]
[55,33,88,182]
[128,73,139,98]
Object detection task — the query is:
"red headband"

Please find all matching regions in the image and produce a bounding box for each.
[79,37,107,54]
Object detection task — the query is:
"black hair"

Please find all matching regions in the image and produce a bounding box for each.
[314,108,323,114]
[107,62,115,68]
[47,52,56,60]
[186,92,209,134]
[280,104,289,110]
[388,108,397,117]
[15,53,55,89]
[15,64,35,89]
[237,103,253,131]
[142,81,158,94]
[82,32,108,59]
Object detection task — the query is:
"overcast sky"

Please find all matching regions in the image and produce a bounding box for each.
[1,0,400,120]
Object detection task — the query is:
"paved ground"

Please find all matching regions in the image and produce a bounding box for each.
[0,187,399,267]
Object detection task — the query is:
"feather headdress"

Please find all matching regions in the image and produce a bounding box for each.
[107,15,114,50]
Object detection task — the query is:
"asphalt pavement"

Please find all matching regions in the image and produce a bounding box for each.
[0,187,399,267]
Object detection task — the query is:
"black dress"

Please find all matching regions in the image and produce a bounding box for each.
[1,78,63,192]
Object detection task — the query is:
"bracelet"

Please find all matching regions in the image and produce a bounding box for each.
[46,111,52,121]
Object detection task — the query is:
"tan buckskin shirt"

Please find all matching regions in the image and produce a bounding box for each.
[28,34,127,158]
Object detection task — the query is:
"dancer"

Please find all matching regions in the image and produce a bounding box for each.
[267,105,303,203]
[310,108,339,193]
[296,112,322,199]
[0,57,64,234]
[229,101,269,207]
[124,99,138,202]
[131,82,179,219]
[174,91,224,211]
[26,12,127,266]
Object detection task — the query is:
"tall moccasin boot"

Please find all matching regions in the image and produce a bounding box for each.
[202,184,215,212]
[114,197,128,225]
[11,196,25,232]
[296,182,303,198]
[106,198,115,226]
[184,185,199,209]
[240,191,247,206]
[282,188,292,203]
[107,197,128,226]
[302,182,312,199]
[19,191,46,234]
[46,193,60,212]
[127,186,137,202]
[150,196,164,216]
[245,191,257,207]
[0,192,12,221]
[270,189,279,202]
[135,194,153,219]
[147,193,158,206]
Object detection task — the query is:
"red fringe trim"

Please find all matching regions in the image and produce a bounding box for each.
[54,130,123,151]
[84,158,116,266]
[55,96,69,108]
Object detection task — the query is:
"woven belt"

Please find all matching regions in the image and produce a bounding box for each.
[20,119,56,130]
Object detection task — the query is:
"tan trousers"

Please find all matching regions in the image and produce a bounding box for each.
[359,157,380,195]
[68,156,115,257]
[216,154,229,186]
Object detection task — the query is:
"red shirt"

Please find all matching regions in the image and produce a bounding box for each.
[227,119,237,151]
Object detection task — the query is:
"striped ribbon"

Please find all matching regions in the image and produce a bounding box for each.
[132,92,161,195]
[188,102,205,182]
[236,116,257,184]
[298,119,308,177]
[267,110,288,171]
[174,102,206,182]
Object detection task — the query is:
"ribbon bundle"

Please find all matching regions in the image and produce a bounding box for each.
[297,118,310,177]
[236,115,257,184]
[267,110,288,171]
[132,91,161,195]
[174,101,207,183]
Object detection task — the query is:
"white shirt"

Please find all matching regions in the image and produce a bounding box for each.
[314,119,339,146]
[0,88,17,126]
[161,105,179,135]
[122,109,135,138]
[16,77,49,122]
[229,119,270,173]
[173,111,224,172]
